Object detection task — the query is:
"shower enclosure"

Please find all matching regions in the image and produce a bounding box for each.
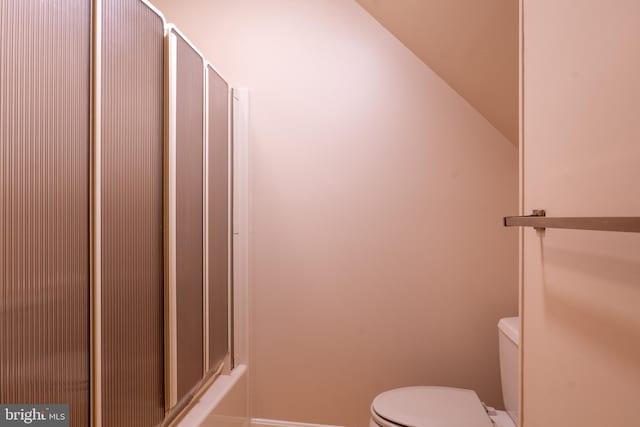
[0,1,232,426]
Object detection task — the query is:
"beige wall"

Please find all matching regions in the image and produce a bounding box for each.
[355,0,519,145]
[151,1,518,425]
[521,1,640,425]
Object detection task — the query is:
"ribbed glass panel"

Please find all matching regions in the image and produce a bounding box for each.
[207,66,230,373]
[101,1,165,425]
[0,1,90,426]
[174,32,204,402]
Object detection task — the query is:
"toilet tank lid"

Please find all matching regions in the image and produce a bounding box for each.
[498,317,520,344]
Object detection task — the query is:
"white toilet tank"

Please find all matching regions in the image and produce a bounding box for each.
[498,317,520,425]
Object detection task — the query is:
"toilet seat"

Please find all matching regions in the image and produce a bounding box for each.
[370,386,494,427]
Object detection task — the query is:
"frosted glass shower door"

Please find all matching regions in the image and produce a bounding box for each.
[165,27,206,408]
[0,1,91,426]
[206,65,231,374]
[101,0,166,425]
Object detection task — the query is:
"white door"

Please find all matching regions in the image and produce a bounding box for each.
[521,0,640,425]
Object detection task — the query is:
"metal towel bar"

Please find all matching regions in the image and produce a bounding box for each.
[503,210,640,233]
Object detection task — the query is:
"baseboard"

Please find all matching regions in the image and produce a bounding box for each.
[250,418,346,427]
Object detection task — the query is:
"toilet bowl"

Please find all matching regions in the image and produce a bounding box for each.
[369,317,519,427]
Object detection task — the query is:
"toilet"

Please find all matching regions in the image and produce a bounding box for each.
[369,317,519,427]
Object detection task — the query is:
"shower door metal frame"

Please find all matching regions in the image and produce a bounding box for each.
[90,1,102,426]
[164,26,178,411]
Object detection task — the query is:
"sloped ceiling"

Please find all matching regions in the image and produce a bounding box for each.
[355,0,518,144]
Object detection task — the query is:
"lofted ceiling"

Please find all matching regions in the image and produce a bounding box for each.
[355,0,519,145]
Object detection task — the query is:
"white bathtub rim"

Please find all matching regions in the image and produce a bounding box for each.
[250,418,346,427]
[176,364,248,426]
